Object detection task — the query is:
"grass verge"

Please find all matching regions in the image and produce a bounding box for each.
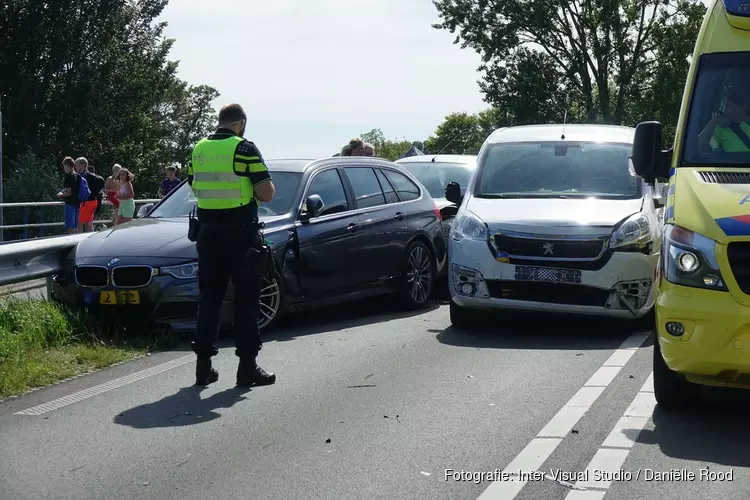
[0,296,184,399]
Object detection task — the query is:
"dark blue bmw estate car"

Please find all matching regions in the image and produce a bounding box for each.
[50,157,447,331]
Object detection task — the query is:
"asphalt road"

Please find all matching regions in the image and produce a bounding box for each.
[1,286,749,500]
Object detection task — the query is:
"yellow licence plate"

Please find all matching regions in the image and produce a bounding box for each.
[99,290,140,305]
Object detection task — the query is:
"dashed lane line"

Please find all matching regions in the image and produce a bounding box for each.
[563,373,655,500]
[475,332,650,500]
[14,354,195,416]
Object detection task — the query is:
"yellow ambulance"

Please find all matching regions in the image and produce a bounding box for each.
[631,0,750,410]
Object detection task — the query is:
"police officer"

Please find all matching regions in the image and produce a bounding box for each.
[188,103,276,387]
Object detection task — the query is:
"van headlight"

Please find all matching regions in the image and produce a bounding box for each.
[451,211,488,242]
[662,224,726,291]
[160,262,198,279]
[610,213,652,251]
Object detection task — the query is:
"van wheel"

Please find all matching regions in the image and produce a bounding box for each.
[449,299,475,329]
[400,241,435,309]
[653,336,699,411]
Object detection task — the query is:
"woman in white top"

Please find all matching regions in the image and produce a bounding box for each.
[115,168,136,224]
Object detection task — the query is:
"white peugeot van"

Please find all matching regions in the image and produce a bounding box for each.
[447,124,664,327]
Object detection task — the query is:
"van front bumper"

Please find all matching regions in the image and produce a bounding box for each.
[656,280,750,389]
[448,238,657,319]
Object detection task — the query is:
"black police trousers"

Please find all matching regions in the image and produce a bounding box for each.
[194,221,263,359]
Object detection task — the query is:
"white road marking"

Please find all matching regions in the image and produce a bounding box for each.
[475,332,650,500]
[14,354,195,416]
[564,373,656,499]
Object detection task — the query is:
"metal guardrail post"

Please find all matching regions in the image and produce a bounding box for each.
[40,207,45,237]
[22,206,28,240]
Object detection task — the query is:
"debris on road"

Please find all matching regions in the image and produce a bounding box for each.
[576,353,583,356]
[467,375,474,378]
[365,373,374,379]
[420,471,431,476]
[571,429,579,434]
[69,464,86,472]
[141,482,151,486]
[347,384,376,388]
[384,415,390,419]
[325,438,331,444]
[629,375,635,379]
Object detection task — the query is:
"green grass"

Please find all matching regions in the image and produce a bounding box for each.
[0,296,184,399]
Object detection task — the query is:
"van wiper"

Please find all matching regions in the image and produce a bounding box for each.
[476,193,570,199]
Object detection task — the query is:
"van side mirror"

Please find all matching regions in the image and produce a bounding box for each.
[445,182,462,205]
[136,203,154,218]
[300,194,324,222]
[631,121,672,183]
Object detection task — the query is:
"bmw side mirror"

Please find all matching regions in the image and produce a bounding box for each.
[300,194,324,222]
[137,203,154,218]
[631,121,672,183]
[445,182,462,205]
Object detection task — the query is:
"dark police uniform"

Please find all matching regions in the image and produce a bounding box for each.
[189,127,276,387]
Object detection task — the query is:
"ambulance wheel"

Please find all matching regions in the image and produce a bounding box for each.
[653,337,699,411]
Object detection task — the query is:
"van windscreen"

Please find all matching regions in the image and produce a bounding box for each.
[474,141,641,200]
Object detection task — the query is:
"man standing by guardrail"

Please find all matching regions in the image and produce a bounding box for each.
[57,157,80,234]
[75,157,105,233]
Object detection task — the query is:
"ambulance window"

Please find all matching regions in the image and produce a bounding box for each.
[682,52,750,165]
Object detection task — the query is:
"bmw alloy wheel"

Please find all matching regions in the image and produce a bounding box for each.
[258,276,281,329]
[407,244,432,304]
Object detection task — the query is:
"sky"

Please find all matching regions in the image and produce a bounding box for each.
[158,0,488,159]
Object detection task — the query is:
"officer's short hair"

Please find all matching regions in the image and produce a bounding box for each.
[218,103,247,125]
[75,157,88,167]
[166,165,177,172]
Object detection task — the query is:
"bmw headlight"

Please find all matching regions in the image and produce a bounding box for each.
[160,262,198,280]
[662,224,726,291]
[450,211,488,242]
[610,212,652,251]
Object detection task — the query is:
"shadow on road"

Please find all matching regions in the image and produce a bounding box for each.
[635,390,750,468]
[434,311,651,351]
[113,385,251,429]
[264,293,444,343]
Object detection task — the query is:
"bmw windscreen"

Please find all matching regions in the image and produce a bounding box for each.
[147,172,303,218]
[473,141,641,200]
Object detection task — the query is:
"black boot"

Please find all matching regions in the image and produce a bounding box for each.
[195,357,219,386]
[236,357,276,387]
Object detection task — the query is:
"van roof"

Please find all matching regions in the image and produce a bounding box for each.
[486,123,635,145]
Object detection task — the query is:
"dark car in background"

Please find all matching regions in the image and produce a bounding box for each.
[50,157,447,331]
[395,155,477,270]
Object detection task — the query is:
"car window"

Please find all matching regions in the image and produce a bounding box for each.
[401,162,474,199]
[307,169,349,216]
[344,167,386,208]
[375,169,400,204]
[681,52,750,166]
[475,141,640,199]
[382,169,420,202]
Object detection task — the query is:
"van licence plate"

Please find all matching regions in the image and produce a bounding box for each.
[514,266,582,284]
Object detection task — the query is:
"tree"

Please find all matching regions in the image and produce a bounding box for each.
[424,108,511,155]
[0,0,219,202]
[359,129,422,161]
[432,0,706,126]
[424,113,483,154]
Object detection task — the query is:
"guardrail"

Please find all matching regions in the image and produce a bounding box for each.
[0,233,93,287]
[0,199,160,241]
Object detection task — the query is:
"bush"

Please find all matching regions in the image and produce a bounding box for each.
[0,297,153,398]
